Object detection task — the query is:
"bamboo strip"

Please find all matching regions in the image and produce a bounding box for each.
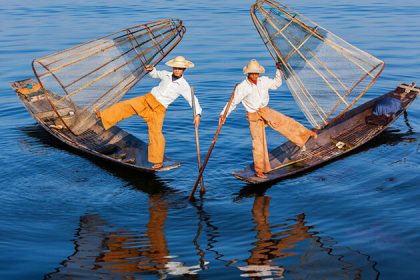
[284,26,317,61]
[126,29,147,65]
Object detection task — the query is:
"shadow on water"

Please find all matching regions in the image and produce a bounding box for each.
[19,124,176,195]
[236,113,417,199]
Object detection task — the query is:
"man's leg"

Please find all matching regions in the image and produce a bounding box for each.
[261,107,315,148]
[146,106,166,166]
[248,113,271,177]
[99,95,147,130]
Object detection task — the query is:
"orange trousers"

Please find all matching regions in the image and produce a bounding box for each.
[100,93,166,164]
[247,106,312,173]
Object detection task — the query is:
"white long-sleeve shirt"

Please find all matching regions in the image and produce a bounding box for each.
[149,67,202,115]
[221,69,282,117]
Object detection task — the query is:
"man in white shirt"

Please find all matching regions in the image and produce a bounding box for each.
[219,59,316,178]
[97,56,202,169]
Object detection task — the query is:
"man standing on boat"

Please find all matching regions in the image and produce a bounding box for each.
[96,56,202,170]
[219,59,316,178]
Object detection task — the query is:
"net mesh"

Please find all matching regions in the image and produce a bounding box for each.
[251,0,384,128]
[33,19,185,134]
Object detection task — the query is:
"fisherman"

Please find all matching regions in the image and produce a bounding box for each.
[96,56,202,170]
[219,59,316,178]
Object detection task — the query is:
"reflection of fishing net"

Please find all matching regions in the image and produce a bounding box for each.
[33,19,185,135]
[251,0,384,128]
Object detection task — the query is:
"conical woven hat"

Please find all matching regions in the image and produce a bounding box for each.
[165,56,195,68]
[243,59,265,74]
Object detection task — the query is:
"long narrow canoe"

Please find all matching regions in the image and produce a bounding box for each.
[12,78,180,172]
[233,83,418,184]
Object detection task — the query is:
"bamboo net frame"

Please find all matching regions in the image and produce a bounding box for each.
[251,0,385,128]
[32,19,186,135]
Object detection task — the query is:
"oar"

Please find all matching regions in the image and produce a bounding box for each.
[189,84,238,201]
[190,86,205,194]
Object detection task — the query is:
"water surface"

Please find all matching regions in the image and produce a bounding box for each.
[0,0,419,279]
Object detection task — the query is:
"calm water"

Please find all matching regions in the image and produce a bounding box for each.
[0,0,419,279]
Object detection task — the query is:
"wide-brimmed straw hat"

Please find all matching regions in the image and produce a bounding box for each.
[165,56,195,68]
[243,59,265,74]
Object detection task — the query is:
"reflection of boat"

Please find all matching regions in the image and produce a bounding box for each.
[233,0,418,184]
[237,196,380,279]
[44,195,207,279]
[11,19,185,172]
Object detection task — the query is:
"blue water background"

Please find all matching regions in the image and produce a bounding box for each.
[0,0,419,279]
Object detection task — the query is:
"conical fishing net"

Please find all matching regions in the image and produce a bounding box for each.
[33,19,185,134]
[251,0,384,128]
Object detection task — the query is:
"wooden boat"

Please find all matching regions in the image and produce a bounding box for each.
[233,84,419,184]
[233,0,418,184]
[11,19,186,172]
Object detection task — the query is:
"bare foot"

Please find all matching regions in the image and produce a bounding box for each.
[255,172,267,179]
[94,108,101,119]
[310,130,318,139]
[123,158,136,164]
[152,163,163,169]
[49,124,63,130]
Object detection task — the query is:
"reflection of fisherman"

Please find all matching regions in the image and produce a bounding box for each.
[219,60,316,178]
[239,196,379,279]
[95,194,208,276]
[96,56,202,169]
[238,196,311,278]
[98,195,170,273]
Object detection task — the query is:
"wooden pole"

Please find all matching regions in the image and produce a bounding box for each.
[190,86,205,194]
[189,84,238,201]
